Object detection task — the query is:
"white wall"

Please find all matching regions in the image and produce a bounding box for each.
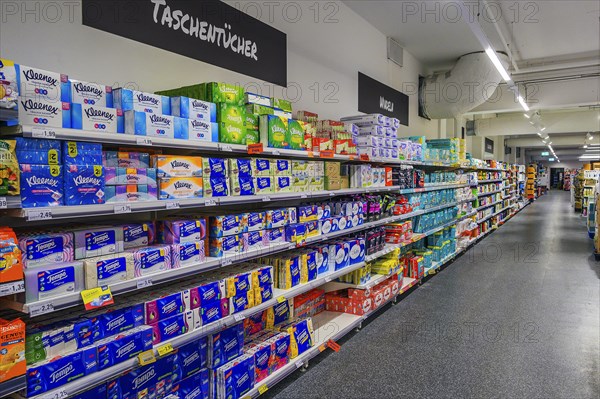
[541,161,585,170]
[0,0,438,138]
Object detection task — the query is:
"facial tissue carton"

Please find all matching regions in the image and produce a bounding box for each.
[15,64,69,102]
[71,103,124,133]
[124,110,187,139]
[19,164,63,207]
[259,115,289,148]
[18,97,71,129]
[171,96,216,121]
[63,164,105,206]
[70,80,113,107]
[113,88,170,115]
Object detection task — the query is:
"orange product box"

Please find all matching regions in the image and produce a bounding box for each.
[0,318,26,383]
[312,138,333,152]
[0,228,23,283]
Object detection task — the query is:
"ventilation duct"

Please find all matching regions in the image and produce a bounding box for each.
[419,52,510,119]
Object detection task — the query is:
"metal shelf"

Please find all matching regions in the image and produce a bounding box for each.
[0,280,24,297]
[478,178,503,183]
[477,189,502,197]
[457,210,477,221]
[476,205,513,224]
[0,108,18,122]
[0,376,26,398]
[476,200,502,211]
[457,197,477,204]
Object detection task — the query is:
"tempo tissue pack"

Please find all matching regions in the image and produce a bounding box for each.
[123,222,156,249]
[74,226,124,259]
[18,232,74,268]
[130,245,172,277]
[24,261,84,303]
[96,325,152,370]
[158,219,207,244]
[171,241,206,268]
[83,252,135,289]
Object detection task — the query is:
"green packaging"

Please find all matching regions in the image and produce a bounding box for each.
[244,113,259,131]
[287,119,306,150]
[155,83,206,100]
[219,122,246,145]
[205,82,244,105]
[259,115,289,149]
[244,129,260,145]
[272,98,292,112]
[217,103,245,126]
[246,103,274,116]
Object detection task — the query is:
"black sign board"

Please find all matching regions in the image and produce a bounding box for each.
[485,138,494,154]
[358,72,409,126]
[82,0,287,86]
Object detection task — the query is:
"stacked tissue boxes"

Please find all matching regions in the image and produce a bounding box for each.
[103,150,157,202]
[153,155,203,200]
[340,114,400,160]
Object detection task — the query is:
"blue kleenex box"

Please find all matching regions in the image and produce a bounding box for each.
[15,137,61,151]
[71,103,124,133]
[16,150,61,165]
[183,119,218,142]
[171,96,216,121]
[124,110,186,139]
[169,369,210,399]
[97,326,152,370]
[173,338,208,380]
[93,304,144,340]
[209,323,244,368]
[19,164,63,207]
[26,347,98,397]
[113,88,170,114]
[64,165,105,205]
[62,141,103,164]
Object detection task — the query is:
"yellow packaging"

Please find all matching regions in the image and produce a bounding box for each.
[152,155,203,178]
[0,318,25,383]
[0,140,19,196]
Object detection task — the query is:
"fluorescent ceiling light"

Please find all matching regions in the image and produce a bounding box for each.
[524,113,531,119]
[549,158,555,161]
[518,96,529,111]
[540,126,546,131]
[485,47,511,82]
[579,155,600,159]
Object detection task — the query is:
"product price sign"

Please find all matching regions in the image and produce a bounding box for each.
[247,143,263,154]
[205,199,217,207]
[320,150,334,158]
[166,201,180,209]
[0,280,25,296]
[234,314,245,322]
[326,339,341,352]
[137,278,153,289]
[221,144,233,152]
[0,197,7,209]
[157,343,174,357]
[27,209,52,221]
[584,170,600,179]
[359,154,370,161]
[39,389,68,399]
[222,258,233,267]
[31,127,57,139]
[29,302,55,317]
[136,138,153,146]
[138,349,156,366]
[262,196,271,202]
[114,204,132,214]
[258,385,269,395]
[81,286,114,311]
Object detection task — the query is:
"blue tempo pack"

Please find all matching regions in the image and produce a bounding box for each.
[172,338,208,381]
[229,158,252,177]
[113,88,171,115]
[169,369,210,399]
[217,354,255,399]
[19,164,63,207]
[151,310,198,345]
[202,157,228,178]
[270,333,291,372]
[92,304,144,340]
[304,250,318,281]
[267,227,285,244]
[197,281,225,305]
[281,318,314,358]
[275,159,291,174]
[71,103,124,133]
[97,326,153,370]
[209,323,245,368]
[205,176,229,197]
[209,214,246,237]
[231,175,254,196]
[200,299,229,326]
[145,290,191,324]
[272,300,292,326]
[16,150,61,165]
[256,284,273,304]
[71,383,108,399]
[63,165,105,206]
[252,158,271,175]
[26,347,98,397]
[68,317,95,349]
[254,266,273,287]
[230,291,253,314]
[107,355,175,399]
[123,222,155,249]
[171,96,216,121]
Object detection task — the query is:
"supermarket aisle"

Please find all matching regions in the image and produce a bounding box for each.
[269,191,599,399]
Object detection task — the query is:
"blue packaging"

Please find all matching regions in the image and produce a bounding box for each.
[209,215,245,237]
[246,212,266,232]
[69,318,95,349]
[74,226,124,259]
[93,304,144,340]
[169,369,210,399]
[230,175,255,196]
[124,110,186,139]
[217,354,255,399]
[298,205,318,223]
[285,224,306,245]
[200,299,229,326]
[228,158,252,178]
[304,250,318,281]
[348,238,365,265]
[62,141,103,161]
[71,383,108,399]
[69,79,113,107]
[314,246,330,275]
[266,209,287,229]
[15,137,61,151]
[230,291,253,314]
[107,362,157,399]
[171,96,216,121]
[26,347,98,397]
[123,222,155,249]
[266,227,285,244]
[63,164,105,205]
[197,281,225,305]
[97,326,153,370]
[330,242,350,270]
[271,299,292,327]
[269,333,290,372]
[281,318,314,357]
[145,291,191,324]
[204,176,229,197]
[71,103,124,133]
[252,158,271,176]
[172,338,208,380]
[171,241,205,268]
[209,323,244,368]
[202,157,228,178]
[113,88,171,115]
[254,266,273,287]
[275,159,291,175]
[151,309,198,345]
[19,164,63,207]
[16,149,61,165]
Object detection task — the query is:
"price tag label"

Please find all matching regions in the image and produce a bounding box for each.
[327,339,341,352]
[318,344,326,352]
[27,209,52,221]
[359,154,370,161]
[262,196,271,202]
[114,204,132,214]
[234,314,245,322]
[325,277,333,282]
[166,202,180,210]
[329,192,336,197]
[81,286,114,311]
[29,302,55,317]
[295,360,304,368]
[157,343,174,357]
[205,199,217,206]
[31,127,56,139]
[247,143,263,154]
[222,144,233,152]
[276,296,286,303]
[300,194,308,199]
[136,138,152,146]
[222,258,233,267]
[0,280,25,296]
[272,150,281,156]
[138,349,156,365]
[320,150,334,158]
[0,197,7,209]
[137,278,153,289]
[258,385,268,395]
[39,389,68,399]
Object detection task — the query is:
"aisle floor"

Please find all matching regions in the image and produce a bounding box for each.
[267,191,600,399]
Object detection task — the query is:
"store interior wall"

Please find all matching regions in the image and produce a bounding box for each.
[540,160,585,170]
[0,0,439,138]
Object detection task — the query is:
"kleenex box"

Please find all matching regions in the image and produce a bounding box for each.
[74,226,124,259]
[184,119,219,142]
[64,165,105,206]
[113,88,170,115]
[124,110,186,139]
[19,164,63,208]
[16,64,69,102]
[70,80,113,107]
[171,96,217,121]
[71,103,124,133]
[18,97,71,128]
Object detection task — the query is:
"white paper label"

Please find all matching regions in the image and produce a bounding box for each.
[39,389,69,399]
[205,199,217,206]
[31,127,56,139]
[234,314,245,322]
[262,196,271,202]
[137,278,153,289]
[27,209,52,221]
[114,204,132,214]
[29,302,55,317]
[166,201,180,209]
[0,197,7,209]
[136,138,152,146]
[222,258,233,267]
[0,280,25,296]
[221,144,233,152]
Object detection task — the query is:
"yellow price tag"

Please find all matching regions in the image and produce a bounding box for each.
[80,286,114,310]
[276,296,286,303]
[157,343,174,357]
[138,349,156,366]
[258,385,268,395]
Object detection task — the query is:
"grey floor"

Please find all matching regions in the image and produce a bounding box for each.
[267,191,600,399]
